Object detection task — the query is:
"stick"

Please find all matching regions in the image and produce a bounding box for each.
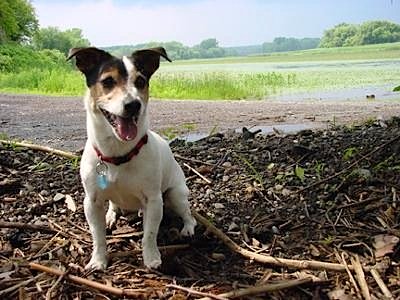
[109,244,190,258]
[0,221,57,233]
[199,278,313,300]
[0,140,79,159]
[298,134,400,193]
[351,255,371,300]
[166,284,228,300]
[184,163,212,184]
[29,263,146,298]
[370,268,393,299]
[193,211,362,272]
[0,274,44,296]
[174,154,217,167]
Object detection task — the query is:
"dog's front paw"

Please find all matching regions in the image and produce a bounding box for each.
[85,254,108,271]
[181,217,196,237]
[143,246,161,269]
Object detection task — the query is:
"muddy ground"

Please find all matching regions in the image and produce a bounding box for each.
[2,93,400,150]
[1,93,400,299]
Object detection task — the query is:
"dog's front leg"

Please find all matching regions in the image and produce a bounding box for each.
[84,195,107,270]
[142,194,163,269]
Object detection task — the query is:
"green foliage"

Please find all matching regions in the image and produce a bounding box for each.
[294,165,305,183]
[151,71,292,100]
[0,0,38,43]
[320,20,400,48]
[343,147,358,161]
[32,27,90,55]
[393,85,400,92]
[262,37,320,53]
[0,43,70,72]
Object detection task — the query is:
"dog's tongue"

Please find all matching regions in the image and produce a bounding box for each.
[116,116,137,141]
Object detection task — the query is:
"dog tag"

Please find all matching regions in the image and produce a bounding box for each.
[96,161,109,190]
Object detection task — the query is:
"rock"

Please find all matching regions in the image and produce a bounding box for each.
[228,222,239,231]
[222,175,230,182]
[40,190,50,196]
[53,193,65,202]
[211,253,225,261]
[214,203,225,209]
[222,161,232,168]
[208,136,222,143]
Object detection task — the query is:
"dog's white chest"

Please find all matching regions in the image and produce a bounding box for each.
[100,169,145,211]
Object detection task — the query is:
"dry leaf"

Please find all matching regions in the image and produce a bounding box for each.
[373,234,400,258]
[65,194,76,212]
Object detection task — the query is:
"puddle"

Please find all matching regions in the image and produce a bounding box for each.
[268,85,400,102]
[173,123,316,143]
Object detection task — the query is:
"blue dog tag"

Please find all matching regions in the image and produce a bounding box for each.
[96,161,109,190]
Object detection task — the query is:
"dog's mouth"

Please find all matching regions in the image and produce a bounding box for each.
[100,108,138,141]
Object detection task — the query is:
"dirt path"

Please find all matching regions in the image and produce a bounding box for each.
[1,93,400,150]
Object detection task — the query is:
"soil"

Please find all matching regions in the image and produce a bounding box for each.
[1,93,400,299]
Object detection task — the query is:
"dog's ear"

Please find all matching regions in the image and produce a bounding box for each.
[67,47,112,79]
[132,47,171,80]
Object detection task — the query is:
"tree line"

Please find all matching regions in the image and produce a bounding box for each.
[1,0,400,62]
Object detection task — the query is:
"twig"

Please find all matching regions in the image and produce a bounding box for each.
[198,278,313,300]
[0,140,79,159]
[29,263,147,298]
[0,274,44,296]
[46,269,69,300]
[166,284,228,300]
[370,268,393,299]
[184,163,212,184]
[0,221,57,233]
[110,244,190,258]
[298,134,400,193]
[193,211,363,272]
[340,252,361,298]
[174,154,217,167]
[351,255,371,300]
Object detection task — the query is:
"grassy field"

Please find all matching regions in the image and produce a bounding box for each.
[0,42,399,99]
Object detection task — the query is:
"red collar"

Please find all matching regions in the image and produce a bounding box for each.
[93,134,148,166]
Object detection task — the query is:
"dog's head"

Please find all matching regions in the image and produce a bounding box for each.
[68,47,171,142]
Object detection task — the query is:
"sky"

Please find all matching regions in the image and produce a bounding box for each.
[33,0,400,47]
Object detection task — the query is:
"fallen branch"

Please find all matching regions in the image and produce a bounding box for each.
[110,244,190,258]
[29,263,147,298]
[198,278,313,300]
[0,140,79,159]
[0,274,44,297]
[167,284,228,300]
[298,134,400,193]
[351,255,371,300]
[184,163,212,184]
[193,211,363,272]
[0,221,57,233]
[370,268,393,299]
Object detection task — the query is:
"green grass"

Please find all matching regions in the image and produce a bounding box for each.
[0,42,399,99]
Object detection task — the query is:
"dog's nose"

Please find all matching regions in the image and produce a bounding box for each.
[124,100,141,117]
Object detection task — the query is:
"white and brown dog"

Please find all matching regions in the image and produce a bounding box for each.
[67,47,196,270]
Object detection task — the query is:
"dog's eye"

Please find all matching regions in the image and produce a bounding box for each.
[134,76,147,89]
[101,77,116,89]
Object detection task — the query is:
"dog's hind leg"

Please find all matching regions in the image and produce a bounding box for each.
[84,196,108,270]
[105,200,119,229]
[165,184,196,237]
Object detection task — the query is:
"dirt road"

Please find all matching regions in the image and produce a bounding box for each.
[1,93,400,150]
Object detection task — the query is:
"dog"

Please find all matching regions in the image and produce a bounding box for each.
[67,47,196,270]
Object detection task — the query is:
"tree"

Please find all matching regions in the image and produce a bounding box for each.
[319,23,359,47]
[0,0,38,43]
[319,20,400,48]
[33,27,90,55]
